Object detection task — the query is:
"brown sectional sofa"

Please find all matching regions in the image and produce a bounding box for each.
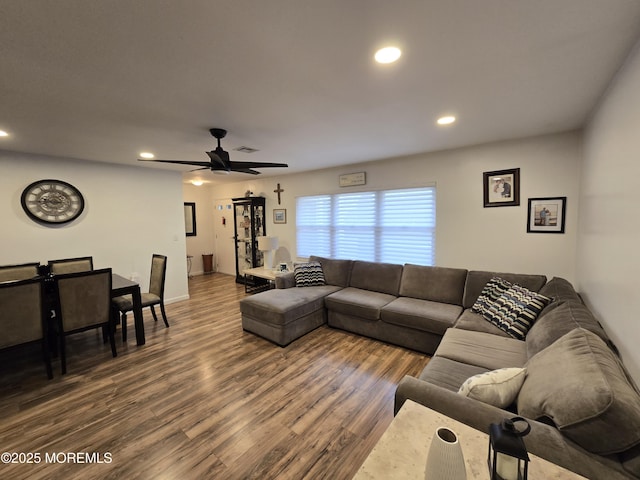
[239,256,640,479]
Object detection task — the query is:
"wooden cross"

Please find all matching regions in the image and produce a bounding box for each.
[274,183,284,205]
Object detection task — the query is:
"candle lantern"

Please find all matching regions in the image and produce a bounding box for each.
[487,417,530,480]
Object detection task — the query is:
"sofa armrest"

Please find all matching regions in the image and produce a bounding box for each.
[394,376,631,480]
[275,272,296,289]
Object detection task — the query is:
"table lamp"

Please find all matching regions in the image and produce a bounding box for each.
[257,236,279,270]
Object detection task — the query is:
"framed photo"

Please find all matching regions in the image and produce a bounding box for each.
[483,168,520,207]
[527,197,566,233]
[184,202,196,236]
[273,208,287,224]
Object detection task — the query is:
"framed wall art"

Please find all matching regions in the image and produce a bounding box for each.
[483,168,520,207]
[527,197,566,233]
[273,208,287,224]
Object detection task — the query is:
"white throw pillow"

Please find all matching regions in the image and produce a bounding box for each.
[458,367,526,408]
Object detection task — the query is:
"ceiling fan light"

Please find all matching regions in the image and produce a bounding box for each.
[191,180,204,186]
[140,152,155,159]
[375,46,402,64]
[0,130,9,137]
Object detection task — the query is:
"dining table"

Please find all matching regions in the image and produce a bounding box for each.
[111,273,145,346]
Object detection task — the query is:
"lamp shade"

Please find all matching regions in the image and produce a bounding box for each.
[258,236,279,251]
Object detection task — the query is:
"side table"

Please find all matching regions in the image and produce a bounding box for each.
[352,400,587,480]
[243,267,282,294]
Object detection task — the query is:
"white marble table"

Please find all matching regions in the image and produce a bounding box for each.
[352,400,587,480]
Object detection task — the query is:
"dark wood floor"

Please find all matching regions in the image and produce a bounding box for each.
[0,273,428,480]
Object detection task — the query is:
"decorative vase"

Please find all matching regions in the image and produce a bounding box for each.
[424,427,467,480]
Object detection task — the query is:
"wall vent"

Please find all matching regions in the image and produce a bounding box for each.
[234,146,259,153]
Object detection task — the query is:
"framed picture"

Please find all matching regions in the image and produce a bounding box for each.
[273,208,287,224]
[527,197,566,233]
[483,168,520,207]
[184,202,197,236]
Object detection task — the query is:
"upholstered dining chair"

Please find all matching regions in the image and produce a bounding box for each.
[112,254,169,341]
[54,268,115,374]
[0,262,40,282]
[0,277,53,379]
[48,256,93,275]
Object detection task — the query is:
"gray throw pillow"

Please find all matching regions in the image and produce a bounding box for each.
[518,328,640,455]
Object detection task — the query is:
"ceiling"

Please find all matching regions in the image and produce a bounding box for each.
[2,1,640,185]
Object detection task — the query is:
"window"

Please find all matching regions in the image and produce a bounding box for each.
[296,186,435,265]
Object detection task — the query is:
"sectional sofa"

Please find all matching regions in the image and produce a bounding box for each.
[239,256,640,479]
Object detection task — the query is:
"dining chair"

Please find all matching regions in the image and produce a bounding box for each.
[48,256,94,275]
[54,268,115,374]
[0,262,40,282]
[112,254,169,341]
[0,277,53,379]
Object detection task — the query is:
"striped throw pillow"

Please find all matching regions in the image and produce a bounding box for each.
[294,262,325,287]
[471,277,513,315]
[482,284,552,340]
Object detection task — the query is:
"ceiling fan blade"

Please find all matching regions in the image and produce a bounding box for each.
[138,159,212,168]
[229,161,289,169]
[233,168,262,175]
[189,167,210,172]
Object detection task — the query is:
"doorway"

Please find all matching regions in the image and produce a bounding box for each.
[213,198,236,275]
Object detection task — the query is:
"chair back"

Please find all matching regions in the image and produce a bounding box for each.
[55,268,111,332]
[0,262,40,282]
[49,256,94,275]
[0,277,45,349]
[149,254,167,298]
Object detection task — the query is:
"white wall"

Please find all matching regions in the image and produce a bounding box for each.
[183,183,216,276]
[1,151,189,302]
[211,131,581,282]
[579,39,640,382]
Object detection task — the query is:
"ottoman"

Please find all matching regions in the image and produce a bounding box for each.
[240,285,341,346]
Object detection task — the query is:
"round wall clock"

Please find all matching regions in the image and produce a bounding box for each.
[21,179,85,225]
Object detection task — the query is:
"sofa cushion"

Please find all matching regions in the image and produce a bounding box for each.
[381,297,463,335]
[349,261,403,296]
[398,264,467,305]
[458,367,526,408]
[463,270,547,309]
[309,256,353,287]
[294,261,325,287]
[239,285,341,325]
[538,276,582,304]
[470,276,512,315]
[526,301,611,358]
[518,328,640,455]
[418,356,490,392]
[324,287,396,321]
[435,328,528,371]
[453,309,511,338]
[480,283,551,340]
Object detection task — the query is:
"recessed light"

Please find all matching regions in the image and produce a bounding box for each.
[0,130,9,137]
[139,152,155,159]
[437,116,456,126]
[375,46,402,64]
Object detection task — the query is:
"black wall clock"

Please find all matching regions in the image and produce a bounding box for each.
[21,179,85,225]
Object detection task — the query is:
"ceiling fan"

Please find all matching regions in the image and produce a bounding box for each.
[138,128,288,175]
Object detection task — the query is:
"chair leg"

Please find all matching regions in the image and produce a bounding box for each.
[60,334,67,375]
[151,306,158,322]
[160,303,169,328]
[108,319,117,358]
[41,338,53,380]
[121,313,127,342]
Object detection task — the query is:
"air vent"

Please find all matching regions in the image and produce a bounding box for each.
[234,146,259,153]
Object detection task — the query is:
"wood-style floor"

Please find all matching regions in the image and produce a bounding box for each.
[0,273,428,480]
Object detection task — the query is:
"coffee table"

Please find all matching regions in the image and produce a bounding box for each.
[352,400,587,479]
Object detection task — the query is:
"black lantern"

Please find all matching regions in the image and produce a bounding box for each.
[488,417,530,480]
